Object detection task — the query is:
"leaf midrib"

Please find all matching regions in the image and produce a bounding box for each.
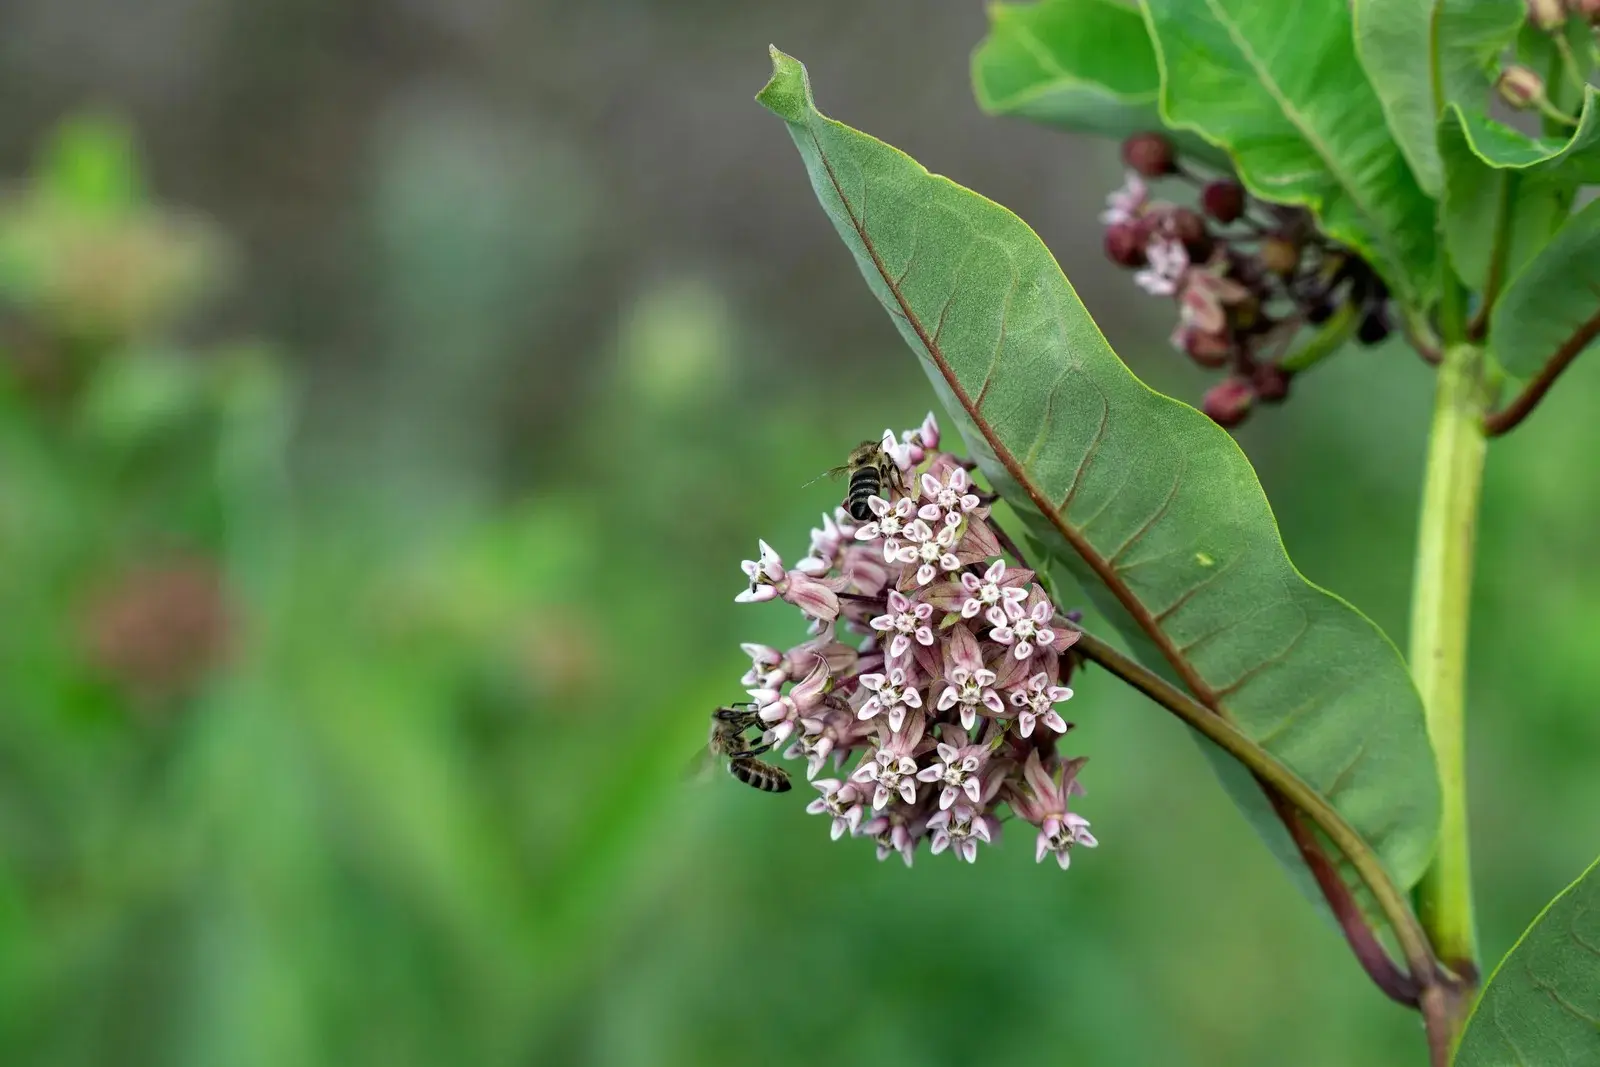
[1192,0,1418,297]
[803,119,1224,713]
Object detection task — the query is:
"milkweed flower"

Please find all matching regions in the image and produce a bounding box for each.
[724,414,1094,867]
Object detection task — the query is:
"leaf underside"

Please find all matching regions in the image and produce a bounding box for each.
[1452,855,1600,1067]
[757,49,1441,908]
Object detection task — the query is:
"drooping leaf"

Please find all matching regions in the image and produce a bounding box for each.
[756,49,1441,906]
[1448,91,1600,175]
[1487,197,1600,381]
[1452,855,1600,1067]
[1141,0,1436,304]
[971,0,1226,166]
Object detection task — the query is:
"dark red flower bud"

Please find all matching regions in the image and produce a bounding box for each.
[1260,235,1302,276]
[1183,328,1233,369]
[1252,363,1292,403]
[1305,298,1336,325]
[1121,132,1177,177]
[1357,306,1392,346]
[1203,378,1255,428]
[1201,180,1246,224]
[1168,207,1212,259]
[1103,221,1147,267]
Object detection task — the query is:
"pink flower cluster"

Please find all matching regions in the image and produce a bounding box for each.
[732,414,1097,869]
[1100,133,1395,429]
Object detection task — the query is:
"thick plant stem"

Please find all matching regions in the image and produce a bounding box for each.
[1410,342,1489,983]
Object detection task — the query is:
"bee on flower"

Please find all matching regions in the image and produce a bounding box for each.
[713,414,1094,870]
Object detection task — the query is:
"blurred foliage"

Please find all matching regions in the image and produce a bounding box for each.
[0,48,1596,1067]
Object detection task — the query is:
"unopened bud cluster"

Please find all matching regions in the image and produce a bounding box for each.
[1102,133,1394,428]
[733,415,1096,868]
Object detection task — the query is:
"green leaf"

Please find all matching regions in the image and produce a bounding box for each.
[34,113,145,217]
[972,0,1161,137]
[1353,0,1526,198]
[972,0,1227,165]
[1487,197,1600,381]
[756,47,1441,904]
[1436,85,1600,293]
[1435,0,1525,106]
[1350,1,1443,196]
[1452,855,1600,1067]
[1141,0,1437,305]
[1449,91,1600,176]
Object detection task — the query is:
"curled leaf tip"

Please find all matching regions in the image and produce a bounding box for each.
[756,47,812,122]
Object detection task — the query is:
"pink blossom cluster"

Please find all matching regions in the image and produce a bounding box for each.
[1101,132,1394,429]
[733,414,1096,869]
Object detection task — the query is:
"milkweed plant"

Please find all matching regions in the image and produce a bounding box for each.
[712,2,1600,1064]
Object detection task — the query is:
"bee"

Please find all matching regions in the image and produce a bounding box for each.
[706,703,792,792]
[815,439,901,521]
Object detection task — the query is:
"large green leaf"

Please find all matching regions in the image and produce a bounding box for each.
[1140,0,1436,304]
[1487,198,1600,381]
[1352,0,1525,197]
[756,48,1440,905]
[971,0,1226,168]
[1453,856,1600,1067]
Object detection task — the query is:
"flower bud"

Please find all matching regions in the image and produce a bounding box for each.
[1103,221,1147,267]
[1260,235,1301,276]
[1357,306,1392,346]
[1121,132,1176,177]
[1528,0,1567,30]
[1202,377,1254,428]
[1497,65,1545,110]
[1183,327,1232,369]
[1252,363,1292,404]
[1573,0,1600,24]
[1200,180,1246,224]
[1305,298,1336,325]
[1168,207,1212,260]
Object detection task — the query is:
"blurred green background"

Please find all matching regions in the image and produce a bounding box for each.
[0,4,1596,1065]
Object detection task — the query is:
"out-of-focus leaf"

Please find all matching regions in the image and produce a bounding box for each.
[35,113,144,217]
[1487,198,1600,381]
[757,48,1441,911]
[1141,0,1436,303]
[1452,855,1600,1067]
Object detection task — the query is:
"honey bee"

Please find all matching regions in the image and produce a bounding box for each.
[816,439,901,521]
[706,703,792,792]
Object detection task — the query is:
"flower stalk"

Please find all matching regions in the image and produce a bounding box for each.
[1409,343,1490,982]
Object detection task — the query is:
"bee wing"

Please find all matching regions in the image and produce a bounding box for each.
[801,464,851,489]
[683,746,720,786]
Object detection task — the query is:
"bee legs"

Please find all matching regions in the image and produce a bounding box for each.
[728,736,778,759]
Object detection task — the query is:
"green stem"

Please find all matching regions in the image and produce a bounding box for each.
[1409,342,1489,981]
[1068,630,1440,994]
